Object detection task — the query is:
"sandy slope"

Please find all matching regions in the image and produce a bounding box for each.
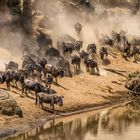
[0,47,139,130]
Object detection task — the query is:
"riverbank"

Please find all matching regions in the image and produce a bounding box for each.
[0,96,134,140]
[0,48,139,139]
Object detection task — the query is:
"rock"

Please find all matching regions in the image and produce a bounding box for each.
[0,90,23,117]
[126,72,140,93]
[2,107,14,116]
[14,107,23,118]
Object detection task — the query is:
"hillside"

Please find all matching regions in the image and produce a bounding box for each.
[0,0,140,137]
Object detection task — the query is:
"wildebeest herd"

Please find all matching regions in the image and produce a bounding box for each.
[0,27,140,113]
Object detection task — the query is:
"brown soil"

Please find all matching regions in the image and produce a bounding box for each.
[0,48,139,136]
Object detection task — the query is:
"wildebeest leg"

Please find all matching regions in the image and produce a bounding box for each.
[77,64,79,74]
[50,97,55,114]
[78,64,80,74]
[39,99,43,109]
[89,67,93,75]
[91,68,95,75]
[24,87,28,96]
[86,66,89,73]
[6,82,10,91]
[22,84,25,95]
[106,53,108,59]
[48,84,51,89]
[55,77,58,85]
[68,69,72,77]
[43,69,47,79]
[14,81,20,90]
[73,65,75,74]
[35,94,38,106]
[50,103,55,114]
[101,54,103,60]
[52,104,55,114]
[76,65,77,74]
[96,66,99,73]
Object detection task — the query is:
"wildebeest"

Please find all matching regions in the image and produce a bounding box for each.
[74,41,83,52]
[22,55,36,69]
[0,71,19,91]
[38,58,48,67]
[131,46,140,63]
[57,42,74,55]
[45,64,64,84]
[100,35,114,47]
[22,79,49,96]
[87,43,97,54]
[112,31,127,44]
[36,31,52,47]
[5,61,18,71]
[75,22,83,34]
[56,57,72,77]
[36,93,64,113]
[45,73,53,90]
[132,39,140,46]
[79,50,89,61]
[99,47,108,60]
[84,58,99,75]
[46,47,60,60]
[122,40,131,60]
[38,58,48,77]
[71,55,81,74]
[22,55,47,78]
[36,31,53,57]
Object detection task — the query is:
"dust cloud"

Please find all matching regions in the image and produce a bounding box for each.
[0,0,140,63]
[33,0,140,50]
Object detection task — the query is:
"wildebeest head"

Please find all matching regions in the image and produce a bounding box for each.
[58,67,64,78]
[39,58,48,67]
[55,96,64,106]
[71,55,81,65]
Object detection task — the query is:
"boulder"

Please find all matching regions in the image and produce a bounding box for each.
[126,72,140,93]
[0,90,23,117]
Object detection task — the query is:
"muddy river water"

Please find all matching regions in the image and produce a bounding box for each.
[5,99,140,140]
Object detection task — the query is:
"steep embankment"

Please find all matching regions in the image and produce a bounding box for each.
[0,47,139,132]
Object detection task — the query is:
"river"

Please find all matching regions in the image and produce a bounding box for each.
[5,99,140,140]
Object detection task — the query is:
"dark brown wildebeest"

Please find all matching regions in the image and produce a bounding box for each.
[0,71,20,91]
[56,57,72,77]
[46,47,60,60]
[57,41,74,55]
[122,40,131,60]
[45,64,64,84]
[71,55,81,74]
[87,43,97,54]
[75,22,83,34]
[74,41,83,52]
[79,50,89,61]
[22,79,49,96]
[99,47,108,60]
[84,58,99,75]
[131,46,140,63]
[45,73,53,90]
[36,93,64,113]
[99,35,113,47]
[5,61,18,71]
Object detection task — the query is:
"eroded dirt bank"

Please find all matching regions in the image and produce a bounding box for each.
[0,47,139,138]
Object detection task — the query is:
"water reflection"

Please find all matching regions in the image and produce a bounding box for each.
[6,99,140,140]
